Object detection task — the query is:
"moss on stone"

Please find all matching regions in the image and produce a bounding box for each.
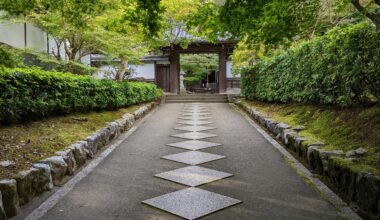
[240,99,380,176]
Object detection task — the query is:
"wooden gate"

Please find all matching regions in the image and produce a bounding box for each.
[155,64,171,92]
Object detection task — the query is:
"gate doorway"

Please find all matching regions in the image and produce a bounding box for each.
[159,41,235,94]
[180,53,219,93]
[155,64,170,92]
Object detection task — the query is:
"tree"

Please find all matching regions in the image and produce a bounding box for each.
[95,4,152,81]
[349,0,380,28]
[0,0,37,16]
[1,0,163,62]
[154,0,202,48]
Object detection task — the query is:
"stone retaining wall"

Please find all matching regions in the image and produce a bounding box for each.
[234,100,380,220]
[0,102,157,219]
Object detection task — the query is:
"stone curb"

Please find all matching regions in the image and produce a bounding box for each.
[0,102,157,219]
[234,100,380,220]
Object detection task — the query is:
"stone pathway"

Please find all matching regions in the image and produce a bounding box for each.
[142,103,242,219]
[32,103,342,220]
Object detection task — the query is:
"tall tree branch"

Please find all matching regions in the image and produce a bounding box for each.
[351,0,380,28]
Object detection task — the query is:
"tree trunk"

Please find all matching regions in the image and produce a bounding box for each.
[52,39,63,61]
[115,59,128,81]
[351,0,380,28]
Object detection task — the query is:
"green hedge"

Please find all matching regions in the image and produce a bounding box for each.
[0,43,96,75]
[0,67,163,123]
[241,23,380,106]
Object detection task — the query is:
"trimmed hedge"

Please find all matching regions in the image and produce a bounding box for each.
[0,67,163,123]
[241,23,380,106]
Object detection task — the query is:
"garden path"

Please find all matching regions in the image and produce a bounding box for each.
[32,103,341,219]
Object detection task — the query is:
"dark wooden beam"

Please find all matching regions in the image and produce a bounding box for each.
[169,50,180,94]
[219,50,227,93]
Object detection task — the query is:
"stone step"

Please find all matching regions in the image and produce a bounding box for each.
[165,100,228,103]
[165,97,228,101]
[165,94,228,103]
[166,95,227,98]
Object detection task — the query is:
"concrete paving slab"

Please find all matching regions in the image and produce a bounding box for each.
[171,132,218,140]
[155,166,233,187]
[177,116,212,121]
[162,151,225,165]
[174,125,216,132]
[182,110,211,113]
[181,113,212,117]
[177,120,213,125]
[142,187,242,220]
[166,140,222,151]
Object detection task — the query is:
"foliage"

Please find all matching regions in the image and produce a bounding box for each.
[1,0,161,62]
[0,0,37,16]
[124,0,164,36]
[153,0,202,48]
[0,43,96,75]
[27,0,112,61]
[58,61,97,75]
[241,23,380,106]
[181,54,218,87]
[188,0,320,46]
[93,4,152,80]
[0,43,23,68]
[0,67,163,123]
[347,0,380,28]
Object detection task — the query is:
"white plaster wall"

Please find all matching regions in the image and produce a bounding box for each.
[26,24,47,52]
[93,65,116,79]
[129,63,155,79]
[80,54,92,66]
[227,60,240,78]
[94,62,155,80]
[0,21,25,48]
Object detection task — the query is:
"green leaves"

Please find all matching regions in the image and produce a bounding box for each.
[0,68,163,124]
[216,0,320,46]
[241,23,380,106]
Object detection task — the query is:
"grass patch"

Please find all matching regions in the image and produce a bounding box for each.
[0,105,141,179]
[240,99,380,176]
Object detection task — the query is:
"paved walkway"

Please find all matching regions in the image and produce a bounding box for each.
[37,103,341,219]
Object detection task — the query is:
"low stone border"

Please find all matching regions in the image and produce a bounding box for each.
[0,102,157,219]
[234,100,380,220]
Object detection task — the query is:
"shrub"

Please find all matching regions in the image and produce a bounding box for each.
[23,51,96,75]
[0,43,95,75]
[241,23,380,106]
[0,67,163,123]
[0,43,23,68]
[58,61,97,75]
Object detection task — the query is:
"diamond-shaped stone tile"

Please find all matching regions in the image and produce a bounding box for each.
[166,140,221,150]
[178,116,212,121]
[155,166,233,186]
[184,106,207,108]
[177,120,213,125]
[175,125,216,132]
[142,187,242,220]
[171,132,217,140]
[182,110,211,114]
[181,113,211,117]
[184,103,207,105]
[183,106,208,109]
[162,151,225,165]
[182,112,211,115]
[183,107,208,110]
